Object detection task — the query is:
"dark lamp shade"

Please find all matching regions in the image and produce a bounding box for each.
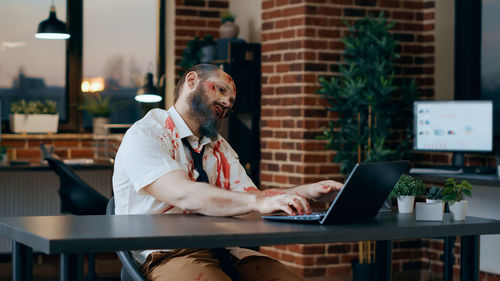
[135,73,162,103]
[35,6,70,40]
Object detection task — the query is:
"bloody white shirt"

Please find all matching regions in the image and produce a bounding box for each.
[112,107,260,264]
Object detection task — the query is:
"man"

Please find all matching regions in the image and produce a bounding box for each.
[113,64,343,281]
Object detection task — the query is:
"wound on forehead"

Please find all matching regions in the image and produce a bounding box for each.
[221,71,237,96]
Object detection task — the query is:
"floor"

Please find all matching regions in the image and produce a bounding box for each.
[0,253,121,281]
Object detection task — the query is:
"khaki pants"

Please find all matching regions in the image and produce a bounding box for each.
[139,249,306,281]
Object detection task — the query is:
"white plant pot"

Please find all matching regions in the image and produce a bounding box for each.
[9,113,59,133]
[426,199,445,213]
[415,202,445,221]
[397,196,415,213]
[92,117,110,135]
[449,200,468,221]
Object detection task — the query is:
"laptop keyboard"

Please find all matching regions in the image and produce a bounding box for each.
[289,212,327,220]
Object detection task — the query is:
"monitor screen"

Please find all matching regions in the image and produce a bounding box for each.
[414,101,493,152]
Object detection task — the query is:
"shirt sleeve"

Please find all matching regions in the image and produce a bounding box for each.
[118,128,183,193]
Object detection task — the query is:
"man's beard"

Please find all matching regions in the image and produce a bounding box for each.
[188,86,221,141]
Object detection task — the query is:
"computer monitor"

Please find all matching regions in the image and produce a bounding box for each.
[414,100,493,166]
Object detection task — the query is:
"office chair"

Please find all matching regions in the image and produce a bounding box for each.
[45,157,108,215]
[43,144,111,281]
[106,197,147,281]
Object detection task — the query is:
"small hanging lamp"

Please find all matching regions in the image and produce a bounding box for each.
[35,1,70,40]
[135,72,163,103]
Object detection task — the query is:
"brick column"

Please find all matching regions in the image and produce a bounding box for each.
[260,0,435,279]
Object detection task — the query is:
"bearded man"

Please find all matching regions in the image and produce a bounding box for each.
[113,64,343,281]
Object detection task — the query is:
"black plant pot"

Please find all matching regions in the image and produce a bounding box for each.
[351,260,376,281]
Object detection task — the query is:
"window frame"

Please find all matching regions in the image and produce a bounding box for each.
[60,0,165,132]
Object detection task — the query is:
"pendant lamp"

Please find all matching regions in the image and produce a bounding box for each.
[135,72,163,103]
[35,1,70,40]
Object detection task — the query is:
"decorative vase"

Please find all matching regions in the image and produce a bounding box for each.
[449,200,468,221]
[219,21,239,38]
[9,113,59,134]
[397,196,415,213]
[92,117,109,135]
[415,202,444,221]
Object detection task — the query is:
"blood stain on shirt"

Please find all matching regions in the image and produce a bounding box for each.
[212,140,231,190]
[164,116,179,159]
[187,157,196,181]
[162,206,174,213]
[244,186,258,192]
[165,116,177,136]
[170,139,179,160]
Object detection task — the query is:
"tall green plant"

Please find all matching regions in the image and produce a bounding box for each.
[317,13,417,174]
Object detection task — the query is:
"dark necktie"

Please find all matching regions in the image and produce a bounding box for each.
[181,137,239,280]
[181,138,209,183]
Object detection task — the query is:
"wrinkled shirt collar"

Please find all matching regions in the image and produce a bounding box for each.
[167,106,217,152]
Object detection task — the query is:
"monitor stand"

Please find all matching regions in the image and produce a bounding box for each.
[452,152,465,167]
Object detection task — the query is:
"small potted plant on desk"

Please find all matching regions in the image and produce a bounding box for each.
[389,175,426,213]
[415,186,445,221]
[79,94,113,135]
[9,100,58,133]
[442,178,472,221]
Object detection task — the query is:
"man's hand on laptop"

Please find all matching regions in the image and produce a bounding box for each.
[290,180,344,203]
[255,190,312,216]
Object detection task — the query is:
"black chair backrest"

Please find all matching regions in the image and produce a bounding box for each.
[46,157,108,215]
[106,197,147,281]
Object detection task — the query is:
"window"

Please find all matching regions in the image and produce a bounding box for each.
[0,0,67,122]
[82,0,157,128]
[1,0,161,132]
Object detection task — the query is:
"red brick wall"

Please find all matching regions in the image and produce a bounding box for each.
[259,0,436,191]
[174,0,229,77]
[1,134,120,163]
[259,0,436,279]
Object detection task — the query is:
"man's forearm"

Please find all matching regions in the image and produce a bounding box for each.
[178,181,259,216]
[145,170,258,216]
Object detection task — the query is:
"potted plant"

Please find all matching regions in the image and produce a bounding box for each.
[79,94,113,135]
[200,34,217,63]
[316,12,417,175]
[426,186,443,203]
[179,34,217,76]
[9,100,59,133]
[442,178,472,221]
[389,175,426,213]
[415,186,445,221]
[219,12,239,38]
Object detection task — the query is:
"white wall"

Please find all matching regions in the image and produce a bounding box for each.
[229,0,262,43]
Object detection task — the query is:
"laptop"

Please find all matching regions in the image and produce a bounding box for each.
[262,161,409,224]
